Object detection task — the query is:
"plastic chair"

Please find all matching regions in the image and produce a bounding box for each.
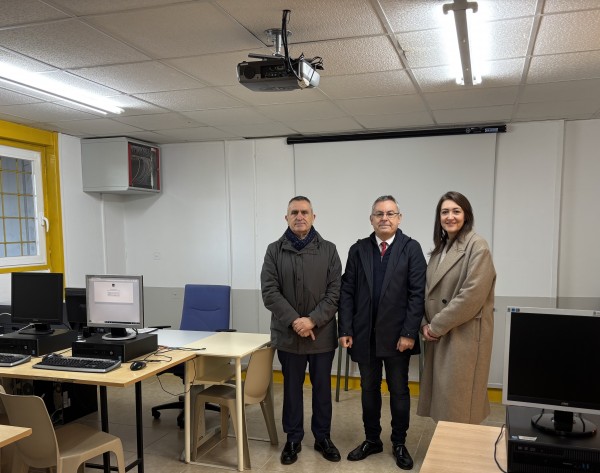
[0,384,17,473]
[151,284,231,427]
[191,346,278,466]
[0,391,125,473]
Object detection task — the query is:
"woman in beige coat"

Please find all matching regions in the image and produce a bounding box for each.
[416,191,496,424]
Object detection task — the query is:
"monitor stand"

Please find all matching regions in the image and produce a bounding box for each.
[18,323,54,336]
[531,410,597,438]
[101,327,136,341]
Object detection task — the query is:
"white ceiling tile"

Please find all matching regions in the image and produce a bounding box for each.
[425,86,519,110]
[535,10,600,55]
[153,126,237,142]
[218,122,296,138]
[121,131,179,145]
[219,84,325,106]
[0,102,97,121]
[181,108,274,126]
[48,0,185,15]
[72,62,206,94]
[515,100,600,120]
[132,88,244,111]
[520,78,600,103]
[283,117,364,134]
[115,113,203,130]
[0,20,149,68]
[0,0,68,27]
[302,36,403,76]
[337,95,427,116]
[528,51,600,83]
[319,70,417,99]
[216,0,384,42]
[0,87,42,106]
[543,0,600,13]
[353,111,434,130]
[433,105,514,124]
[87,3,263,59]
[257,101,347,121]
[166,49,273,87]
[0,112,35,124]
[381,0,448,32]
[46,118,144,135]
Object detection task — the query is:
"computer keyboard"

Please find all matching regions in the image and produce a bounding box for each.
[0,353,31,367]
[33,356,122,373]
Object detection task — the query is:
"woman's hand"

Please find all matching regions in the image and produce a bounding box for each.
[422,324,440,342]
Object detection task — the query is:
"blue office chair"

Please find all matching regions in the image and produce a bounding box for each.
[151,284,231,427]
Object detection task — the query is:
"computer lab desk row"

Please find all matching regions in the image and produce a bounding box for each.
[0,330,271,473]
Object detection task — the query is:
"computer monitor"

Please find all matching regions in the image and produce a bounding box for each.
[11,272,64,335]
[86,275,144,341]
[503,306,600,437]
[65,287,87,331]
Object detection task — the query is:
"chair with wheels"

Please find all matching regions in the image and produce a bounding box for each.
[151,284,231,427]
[191,346,278,466]
[0,390,125,473]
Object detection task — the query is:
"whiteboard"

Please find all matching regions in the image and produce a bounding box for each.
[293,133,497,266]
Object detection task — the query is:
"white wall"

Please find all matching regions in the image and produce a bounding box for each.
[560,119,600,303]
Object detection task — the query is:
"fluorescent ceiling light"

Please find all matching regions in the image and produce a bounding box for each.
[443,0,481,86]
[0,63,124,115]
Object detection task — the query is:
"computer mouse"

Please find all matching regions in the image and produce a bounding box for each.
[130,360,147,371]
[42,352,63,361]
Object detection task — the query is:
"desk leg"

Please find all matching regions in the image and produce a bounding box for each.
[184,359,192,463]
[100,386,111,473]
[235,358,243,471]
[135,381,144,473]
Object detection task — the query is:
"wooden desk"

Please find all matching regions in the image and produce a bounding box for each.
[0,347,197,473]
[0,424,31,448]
[179,331,272,471]
[420,421,507,473]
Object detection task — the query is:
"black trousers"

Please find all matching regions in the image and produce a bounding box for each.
[277,349,335,443]
[357,353,411,445]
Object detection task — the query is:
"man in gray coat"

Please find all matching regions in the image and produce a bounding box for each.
[261,196,342,465]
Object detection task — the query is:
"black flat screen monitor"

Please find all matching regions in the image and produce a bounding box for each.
[11,272,64,335]
[86,275,144,341]
[65,287,87,330]
[503,306,600,437]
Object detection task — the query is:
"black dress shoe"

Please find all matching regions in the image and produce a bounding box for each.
[314,437,341,462]
[347,440,384,461]
[393,444,413,470]
[280,442,302,465]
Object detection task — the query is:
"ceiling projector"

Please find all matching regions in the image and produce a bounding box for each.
[237,56,320,92]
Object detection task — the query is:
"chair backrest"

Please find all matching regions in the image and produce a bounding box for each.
[0,392,59,469]
[243,346,275,405]
[180,284,231,331]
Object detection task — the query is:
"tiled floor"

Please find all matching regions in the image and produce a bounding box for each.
[75,375,506,473]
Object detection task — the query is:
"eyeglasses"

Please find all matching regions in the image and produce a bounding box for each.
[372,211,400,219]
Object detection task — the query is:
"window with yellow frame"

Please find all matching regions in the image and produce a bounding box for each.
[0,119,64,274]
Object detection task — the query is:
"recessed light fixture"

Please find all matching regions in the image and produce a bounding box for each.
[443,0,482,86]
[0,63,124,115]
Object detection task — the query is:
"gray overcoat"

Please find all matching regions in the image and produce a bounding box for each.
[416,231,496,424]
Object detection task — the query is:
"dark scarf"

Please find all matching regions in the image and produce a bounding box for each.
[284,226,317,251]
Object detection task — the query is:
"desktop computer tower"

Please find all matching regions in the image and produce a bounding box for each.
[8,378,98,425]
[71,333,158,361]
[0,329,78,356]
[506,406,600,472]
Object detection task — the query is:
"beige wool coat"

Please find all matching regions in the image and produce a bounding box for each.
[416,231,496,424]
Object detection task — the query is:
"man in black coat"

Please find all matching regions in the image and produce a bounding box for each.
[338,195,426,470]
